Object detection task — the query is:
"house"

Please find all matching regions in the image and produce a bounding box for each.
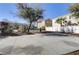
[59,14,78,24]
[37,19,61,32]
[45,19,61,32]
[0,21,9,33]
[37,19,45,29]
[57,14,79,33]
[0,22,8,29]
[37,13,79,33]
[45,13,79,33]
[0,19,28,34]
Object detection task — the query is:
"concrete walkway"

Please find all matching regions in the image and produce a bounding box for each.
[0,33,79,55]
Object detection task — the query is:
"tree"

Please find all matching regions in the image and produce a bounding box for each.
[56,17,66,26]
[17,3,43,33]
[14,23,19,29]
[0,19,9,34]
[69,4,79,18]
[67,21,72,25]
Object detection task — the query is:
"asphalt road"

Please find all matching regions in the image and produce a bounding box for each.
[0,33,79,55]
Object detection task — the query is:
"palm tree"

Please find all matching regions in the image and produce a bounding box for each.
[17,3,43,33]
[69,3,79,19]
[56,17,66,32]
[56,17,66,26]
[69,3,79,24]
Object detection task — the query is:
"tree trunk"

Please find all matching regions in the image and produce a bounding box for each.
[27,21,32,33]
[40,28,42,32]
[1,28,5,35]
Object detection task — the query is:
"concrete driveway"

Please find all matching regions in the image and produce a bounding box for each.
[0,33,79,55]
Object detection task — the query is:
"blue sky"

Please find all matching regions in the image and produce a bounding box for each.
[0,3,71,24]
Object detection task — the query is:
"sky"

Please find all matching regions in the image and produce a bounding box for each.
[0,3,71,24]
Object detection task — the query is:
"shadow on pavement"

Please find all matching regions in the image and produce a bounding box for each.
[0,36,8,39]
[0,45,44,55]
[0,33,21,39]
[64,50,79,55]
[41,32,71,36]
[11,45,44,55]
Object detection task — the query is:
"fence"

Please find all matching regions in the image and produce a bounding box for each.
[63,26,79,33]
[45,25,79,34]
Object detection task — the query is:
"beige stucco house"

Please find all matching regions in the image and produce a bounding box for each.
[37,13,79,33]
